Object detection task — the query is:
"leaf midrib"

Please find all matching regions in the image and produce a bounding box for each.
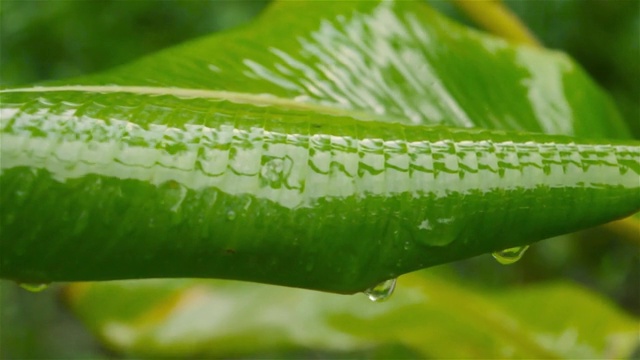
[0,85,398,123]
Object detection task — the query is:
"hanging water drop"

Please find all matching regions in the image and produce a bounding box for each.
[18,282,50,292]
[363,278,397,302]
[492,245,529,265]
[226,210,236,221]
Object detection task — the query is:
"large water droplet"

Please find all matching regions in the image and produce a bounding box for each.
[18,282,50,292]
[364,278,397,302]
[492,245,529,265]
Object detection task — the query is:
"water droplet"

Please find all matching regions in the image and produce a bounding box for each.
[18,282,50,292]
[363,278,397,302]
[226,210,236,221]
[261,158,285,184]
[492,245,529,265]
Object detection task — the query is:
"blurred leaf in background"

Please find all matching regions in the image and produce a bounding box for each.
[62,273,639,359]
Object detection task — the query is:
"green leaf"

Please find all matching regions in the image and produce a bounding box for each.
[34,1,631,137]
[1,0,638,293]
[64,274,639,359]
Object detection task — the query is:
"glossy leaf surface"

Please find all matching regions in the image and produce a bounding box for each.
[1,0,639,293]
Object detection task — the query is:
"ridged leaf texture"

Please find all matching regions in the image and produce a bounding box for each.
[1,0,638,293]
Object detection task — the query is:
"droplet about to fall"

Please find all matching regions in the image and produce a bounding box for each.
[18,282,50,293]
[492,245,530,265]
[363,278,397,302]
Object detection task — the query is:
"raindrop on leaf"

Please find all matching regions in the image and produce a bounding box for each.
[492,245,529,265]
[364,278,397,302]
[18,282,50,293]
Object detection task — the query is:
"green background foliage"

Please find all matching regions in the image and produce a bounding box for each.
[1,1,638,358]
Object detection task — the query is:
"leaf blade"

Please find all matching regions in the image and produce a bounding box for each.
[1,0,638,292]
